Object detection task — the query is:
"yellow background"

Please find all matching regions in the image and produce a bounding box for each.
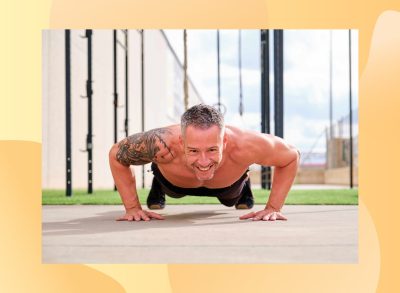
[1,0,400,291]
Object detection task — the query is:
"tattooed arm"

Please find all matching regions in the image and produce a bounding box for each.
[109,127,174,221]
[115,128,174,165]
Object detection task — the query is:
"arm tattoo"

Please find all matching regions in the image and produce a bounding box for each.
[116,128,174,166]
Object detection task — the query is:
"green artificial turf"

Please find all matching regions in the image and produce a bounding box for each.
[42,188,358,205]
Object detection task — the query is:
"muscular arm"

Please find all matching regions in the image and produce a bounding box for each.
[240,131,299,217]
[264,144,299,212]
[109,127,174,214]
[255,134,299,212]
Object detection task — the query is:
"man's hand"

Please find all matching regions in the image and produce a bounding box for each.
[239,208,287,221]
[116,207,164,221]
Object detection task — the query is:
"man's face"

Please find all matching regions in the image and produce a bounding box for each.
[181,125,226,181]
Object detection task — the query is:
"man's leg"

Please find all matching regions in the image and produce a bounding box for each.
[217,177,254,209]
[147,177,166,210]
[147,177,188,209]
[234,177,254,209]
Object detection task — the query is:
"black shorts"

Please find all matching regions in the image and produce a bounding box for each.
[150,163,251,207]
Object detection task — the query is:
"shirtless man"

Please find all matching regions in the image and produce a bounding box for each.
[109,104,299,222]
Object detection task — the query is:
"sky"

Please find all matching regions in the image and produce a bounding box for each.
[164,29,359,160]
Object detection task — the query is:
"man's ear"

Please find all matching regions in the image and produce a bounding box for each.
[223,132,228,147]
[179,135,186,152]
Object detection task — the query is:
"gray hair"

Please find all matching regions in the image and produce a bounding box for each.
[181,104,225,137]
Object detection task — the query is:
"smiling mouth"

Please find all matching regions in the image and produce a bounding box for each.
[196,165,213,171]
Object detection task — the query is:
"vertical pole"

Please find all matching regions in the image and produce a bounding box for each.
[274,30,284,138]
[329,30,333,139]
[348,30,353,189]
[113,30,118,191]
[183,29,189,110]
[141,30,145,189]
[325,127,329,168]
[238,30,243,116]
[260,29,271,190]
[113,30,118,144]
[65,30,72,196]
[124,30,129,138]
[217,30,221,112]
[327,30,333,170]
[86,29,93,194]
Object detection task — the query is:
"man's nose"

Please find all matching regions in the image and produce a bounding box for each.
[198,152,210,166]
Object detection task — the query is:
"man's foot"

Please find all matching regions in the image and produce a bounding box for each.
[235,180,254,209]
[235,196,254,209]
[147,192,165,210]
[147,178,166,210]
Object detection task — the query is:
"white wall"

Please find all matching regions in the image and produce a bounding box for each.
[42,30,203,189]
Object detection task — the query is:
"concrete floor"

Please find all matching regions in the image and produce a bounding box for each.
[42,205,358,263]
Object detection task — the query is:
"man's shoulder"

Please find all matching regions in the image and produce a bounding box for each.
[226,125,266,147]
[225,127,260,164]
[141,125,181,144]
[115,125,180,166]
[151,124,180,136]
[226,126,276,164]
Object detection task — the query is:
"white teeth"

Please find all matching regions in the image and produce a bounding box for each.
[198,166,211,171]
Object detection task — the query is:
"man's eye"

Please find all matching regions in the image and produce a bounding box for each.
[189,150,198,153]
